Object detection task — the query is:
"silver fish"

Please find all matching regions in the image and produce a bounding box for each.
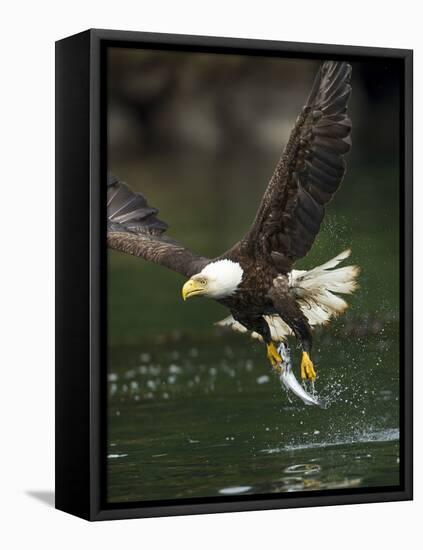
[277,342,326,408]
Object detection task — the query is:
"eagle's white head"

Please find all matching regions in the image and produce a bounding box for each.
[182,260,243,300]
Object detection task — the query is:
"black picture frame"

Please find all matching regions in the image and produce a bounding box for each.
[55,28,413,521]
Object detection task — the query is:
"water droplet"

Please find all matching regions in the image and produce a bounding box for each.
[108,453,127,459]
[169,364,181,374]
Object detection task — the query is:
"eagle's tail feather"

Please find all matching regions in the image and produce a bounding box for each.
[290,249,360,325]
[215,249,359,342]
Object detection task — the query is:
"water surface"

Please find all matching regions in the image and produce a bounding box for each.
[107,332,399,503]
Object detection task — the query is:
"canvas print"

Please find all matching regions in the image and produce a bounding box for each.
[106,48,400,504]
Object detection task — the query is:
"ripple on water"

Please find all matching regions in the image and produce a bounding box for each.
[219,486,252,495]
[262,428,399,454]
[284,463,321,475]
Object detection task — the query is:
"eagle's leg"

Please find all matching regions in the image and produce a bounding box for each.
[267,341,283,370]
[280,314,316,380]
[268,287,316,380]
[292,323,316,381]
[300,349,316,381]
[232,313,282,371]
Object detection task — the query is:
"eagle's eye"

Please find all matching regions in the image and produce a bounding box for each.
[197,277,207,285]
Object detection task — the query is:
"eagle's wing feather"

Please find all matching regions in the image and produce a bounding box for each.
[107,176,210,277]
[230,61,352,270]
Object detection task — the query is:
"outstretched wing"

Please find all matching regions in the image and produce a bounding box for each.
[107,175,210,277]
[231,61,352,271]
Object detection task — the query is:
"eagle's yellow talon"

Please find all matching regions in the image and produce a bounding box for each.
[266,342,283,371]
[300,352,316,381]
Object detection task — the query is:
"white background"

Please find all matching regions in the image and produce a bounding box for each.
[0,1,420,548]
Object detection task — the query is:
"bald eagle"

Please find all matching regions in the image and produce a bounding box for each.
[108,60,359,381]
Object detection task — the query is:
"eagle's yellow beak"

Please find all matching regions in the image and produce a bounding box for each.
[182,278,206,300]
